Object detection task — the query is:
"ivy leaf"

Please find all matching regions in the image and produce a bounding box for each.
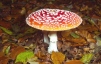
[15,50,34,64]
[0,26,13,35]
[80,53,94,64]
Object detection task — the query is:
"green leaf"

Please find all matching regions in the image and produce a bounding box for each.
[70,32,80,38]
[16,27,37,38]
[88,19,96,25]
[95,36,101,46]
[5,46,10,55]
[84,16,96,25]
[0,26,13,35]
[24,27,37,34]
[15,50,34,64]
[80,53,94,64]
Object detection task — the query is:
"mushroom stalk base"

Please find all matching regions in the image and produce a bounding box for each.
[48,31,58,53]
[48,41,58,53]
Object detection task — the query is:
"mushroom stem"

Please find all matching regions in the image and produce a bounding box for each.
[43,31,49,44]
[48,31,58,53]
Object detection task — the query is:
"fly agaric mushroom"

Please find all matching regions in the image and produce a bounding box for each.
[26,9,82,53]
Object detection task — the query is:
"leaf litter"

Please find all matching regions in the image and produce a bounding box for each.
[0,0,101,64]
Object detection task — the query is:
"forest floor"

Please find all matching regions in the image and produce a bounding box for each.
[0,0,101,64]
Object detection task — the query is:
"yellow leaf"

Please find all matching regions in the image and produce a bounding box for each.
[51,52,65,64]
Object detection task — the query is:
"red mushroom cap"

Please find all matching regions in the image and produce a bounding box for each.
[26,9,82,31]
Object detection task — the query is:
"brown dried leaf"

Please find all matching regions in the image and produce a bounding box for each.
[97,21,101,30]
[65,60,83,64]
[44,4,59,9]
[76,30,96,43]
[64,36,87,46]
[0,20,11,29]
[61,30,71,38]
[10,46,25,60]
[35,51,49,60]
[80,5,88,11]
[95,8,101,16]
[71,38,87,46]
[92,14,100,19]
[3,15,12,21]
[0,56,9,64]
[73,4,81,11]
[0,29,3,36]
[51,52,65,64]
[78,25,98,32]
[0,52,4,57]
[39,61,51,64]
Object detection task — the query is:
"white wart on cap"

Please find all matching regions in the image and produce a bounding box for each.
[26,9,82,31]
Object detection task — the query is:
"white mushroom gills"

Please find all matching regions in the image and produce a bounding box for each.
[26,9,82,53]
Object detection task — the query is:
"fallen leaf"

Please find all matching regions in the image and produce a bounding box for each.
[95,36,101,46]
[10,46,25,60]
[0,29,3,36]
[66,37,87,46]
[97,21,101,30]
[0,52,4,57]
[78,24,98,32]
[15,50,34,64]
[35,51,48,60]
[39,61,51,64]
[51,52,65,64]
[0,20,11,29]
[0,56,9,64]
[80,5,88,11]
[4,15,12,21]
[80,53,94,64]
[0,26,13,35]
[70,32,80,38]
[95,8,101,16]
[76,30,92,39]
[61,30,71,38]
[44,3,59,9]
[65,60,83,64]
[76,30,96,43]
[24,27,37,34]
[3,46,10,55]
[0,43,3,52]
[91,14,100,20]
[20,7,26,15]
